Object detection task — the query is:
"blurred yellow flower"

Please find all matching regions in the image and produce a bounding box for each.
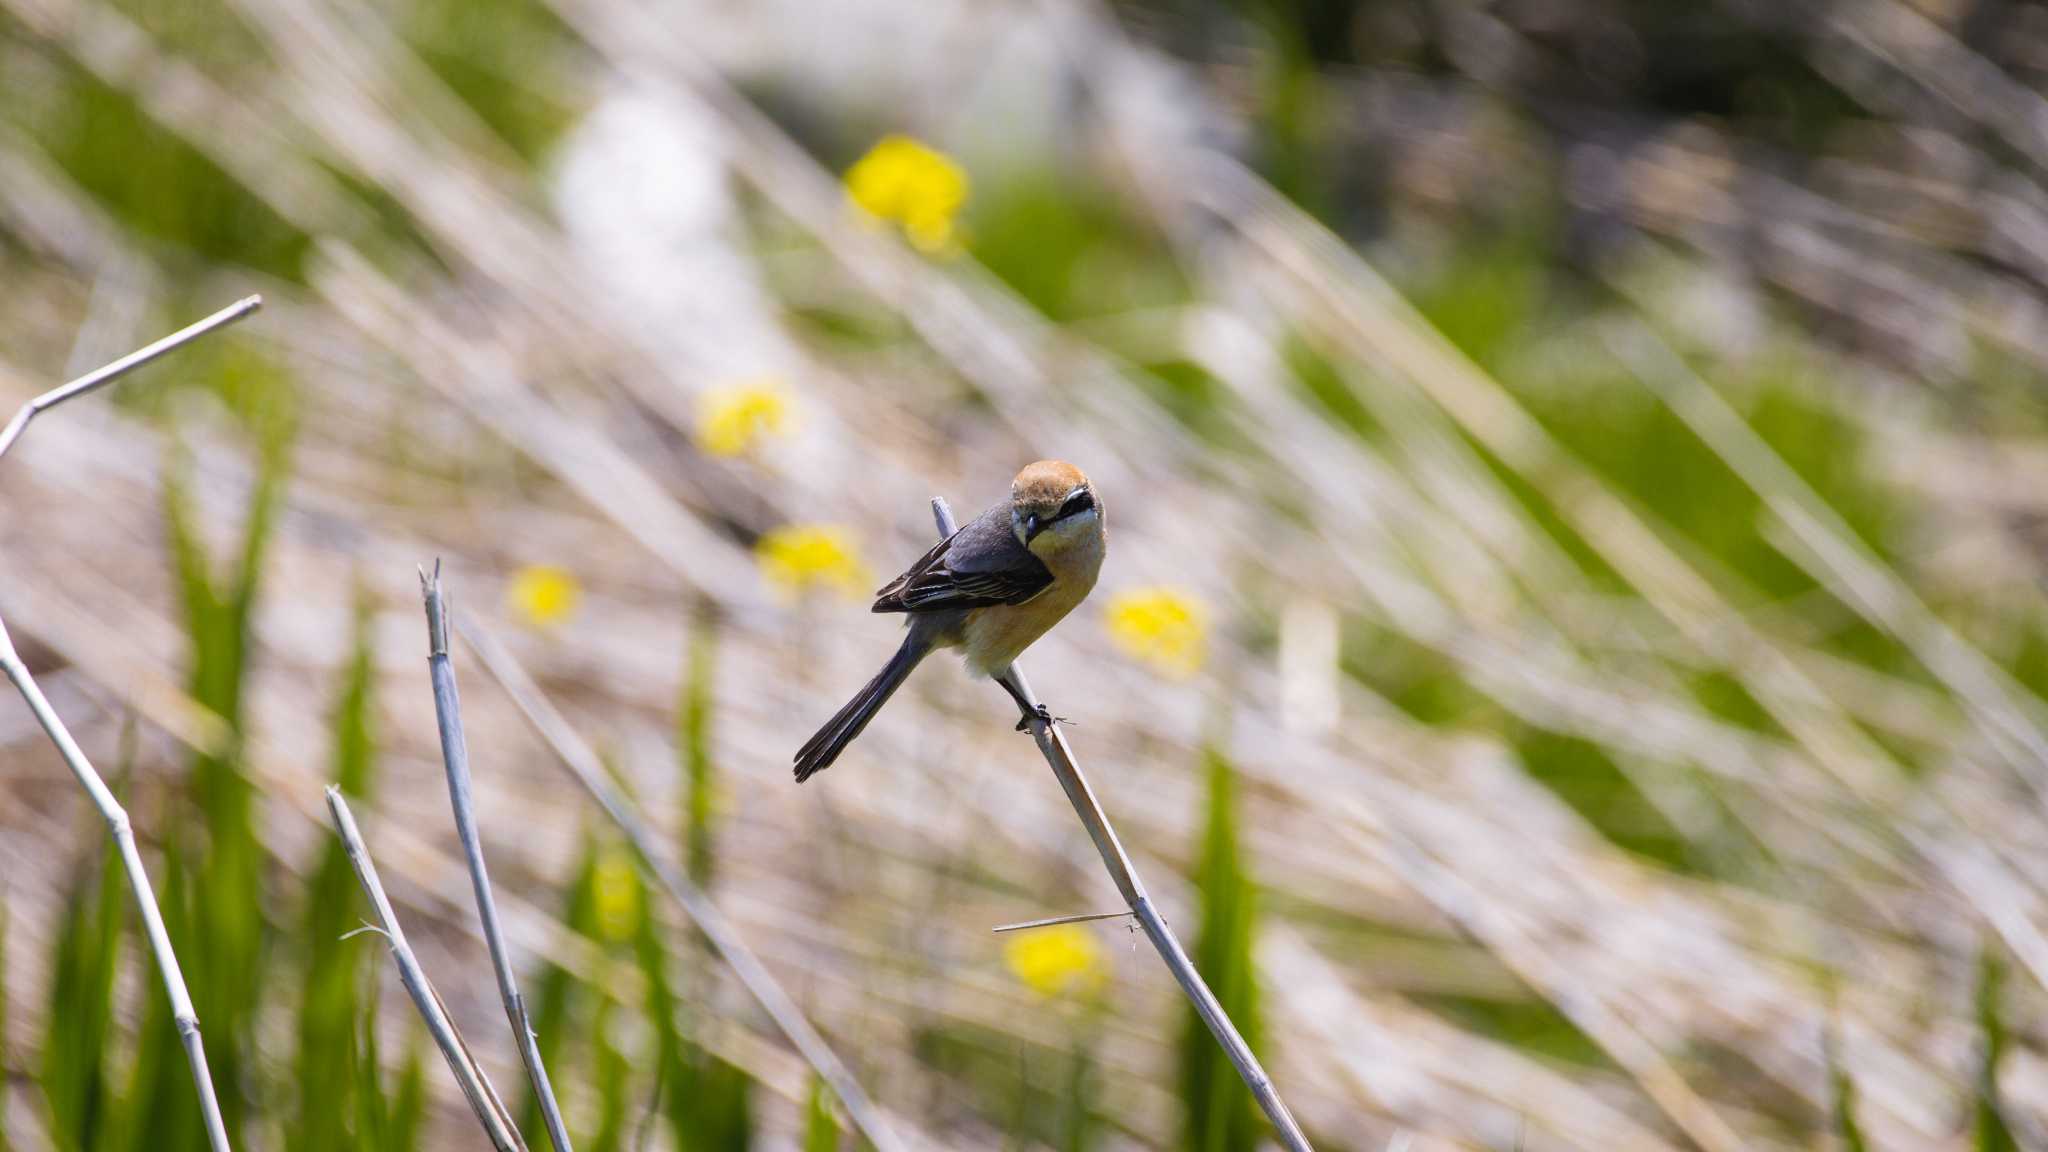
[696,380,792,458]
[1003,924,1108,999]
[591,842,640,943]
[844,134,969,254]
[756,525,872,600]
[1105,586,1208,678]
[507,565,580,630]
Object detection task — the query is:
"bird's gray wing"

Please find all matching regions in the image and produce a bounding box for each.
[872,504,1052,613]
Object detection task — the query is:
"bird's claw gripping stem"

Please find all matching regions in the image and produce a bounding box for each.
[1015,704,1056,732]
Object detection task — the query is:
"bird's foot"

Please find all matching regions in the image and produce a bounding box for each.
[1015,705,1070,732]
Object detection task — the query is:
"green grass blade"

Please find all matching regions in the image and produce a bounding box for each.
[630,841,754,1151]
[670,619,755,1147]
[122,822,196,1152]
[157,416,293,1146]
[42,816,123,1152]
[389,1023,427,1152]
[350,949,390,1152]
[161,444,222,651]
[1060,1042,1096,1152]
[681,615,717,889]
[802,1078,840,1152]
[298,595,379,1152]
[1975,944,2018,1152]
[585,998,630,1152]
[1178,748,1262,1152]
[349,942,425,1152]
[1824,1024,1867,1152]
[229,405,292,640]
[679,1050,753,1152]
[521,833,600,1140]
[634,870,686,1141]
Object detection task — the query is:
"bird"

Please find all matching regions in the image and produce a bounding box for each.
[794,460,1106,781]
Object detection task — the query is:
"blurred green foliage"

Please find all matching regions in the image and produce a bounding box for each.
[1512,728,1688,869]
[102,0,266,76]
[16,53,307,280]
[911,1021,1083,1147]
[667,624,758,1151]
[1975,945,2018,1152]
[1826,1028,1869,1152]
[399,0,581,165]
[43,791,125,1152]
[522,831,648,1152]
[519,834,595,1144]
[147,391,292,1149]
[350,959,426,1152]
[1179,749,1262,1152]
[802,1077,841,1152]
[29,409,422,1152]
[512,699,760,1151]
[636,851,756,1151]
[967,171,1189,325]
[297,593,388,1152]
[683,616,719,888]
[1057,1041,1098,1152]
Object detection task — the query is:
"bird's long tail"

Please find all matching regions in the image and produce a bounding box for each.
[794,635,929,782]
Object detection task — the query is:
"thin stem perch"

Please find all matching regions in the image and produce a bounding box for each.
[991,910,1133,934]
[451,611,906,1152]
[0,618,232,1152]
[930,495,1315,1152]
[0,297,262,1152]
[420,564,575,1152]
[323,787,527,1152]
[0,296,261,463]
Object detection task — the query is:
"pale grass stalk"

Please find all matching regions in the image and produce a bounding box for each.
[0,296,259,461]
[449,611,906,1152]
[418,564,574,1152]
[323,788,527,1152]
[0,621,229,1152]
[929,496,1315,1152]
[991,910,1131,934]
[0,296,260,1152]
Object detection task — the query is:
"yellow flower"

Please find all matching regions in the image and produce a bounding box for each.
[591,843,640,944]
[696,380,792,458]
[756,525,872,600]
[1105,586,1208,678]
[507,565,580,629]
[844,134,969,254]
[1003,924,1108,999]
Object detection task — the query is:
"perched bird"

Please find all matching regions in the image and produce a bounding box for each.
[795,460,1106,781]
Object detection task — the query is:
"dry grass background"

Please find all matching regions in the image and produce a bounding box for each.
[6,0,2048,1148]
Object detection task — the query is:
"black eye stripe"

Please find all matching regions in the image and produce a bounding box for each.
[1055,490,1094,519]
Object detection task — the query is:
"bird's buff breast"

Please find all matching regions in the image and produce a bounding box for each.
[960,534,1103,676]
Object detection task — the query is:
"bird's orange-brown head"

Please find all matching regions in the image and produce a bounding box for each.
[1013,460,1086,506]
[1010,460,1101,552]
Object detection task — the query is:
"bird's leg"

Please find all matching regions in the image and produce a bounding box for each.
[997,672,1056,732]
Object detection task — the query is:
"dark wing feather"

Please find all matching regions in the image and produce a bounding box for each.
[872,505,1052,614]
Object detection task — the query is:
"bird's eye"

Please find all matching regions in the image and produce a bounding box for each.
[1057,490,1094,519]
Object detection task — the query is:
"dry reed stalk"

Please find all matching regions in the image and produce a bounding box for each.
[322,787,528,1152]
[417,565,575,1152]
[0,296,261,1152]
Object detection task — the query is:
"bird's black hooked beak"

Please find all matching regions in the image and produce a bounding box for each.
[1023,513,1042,541]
